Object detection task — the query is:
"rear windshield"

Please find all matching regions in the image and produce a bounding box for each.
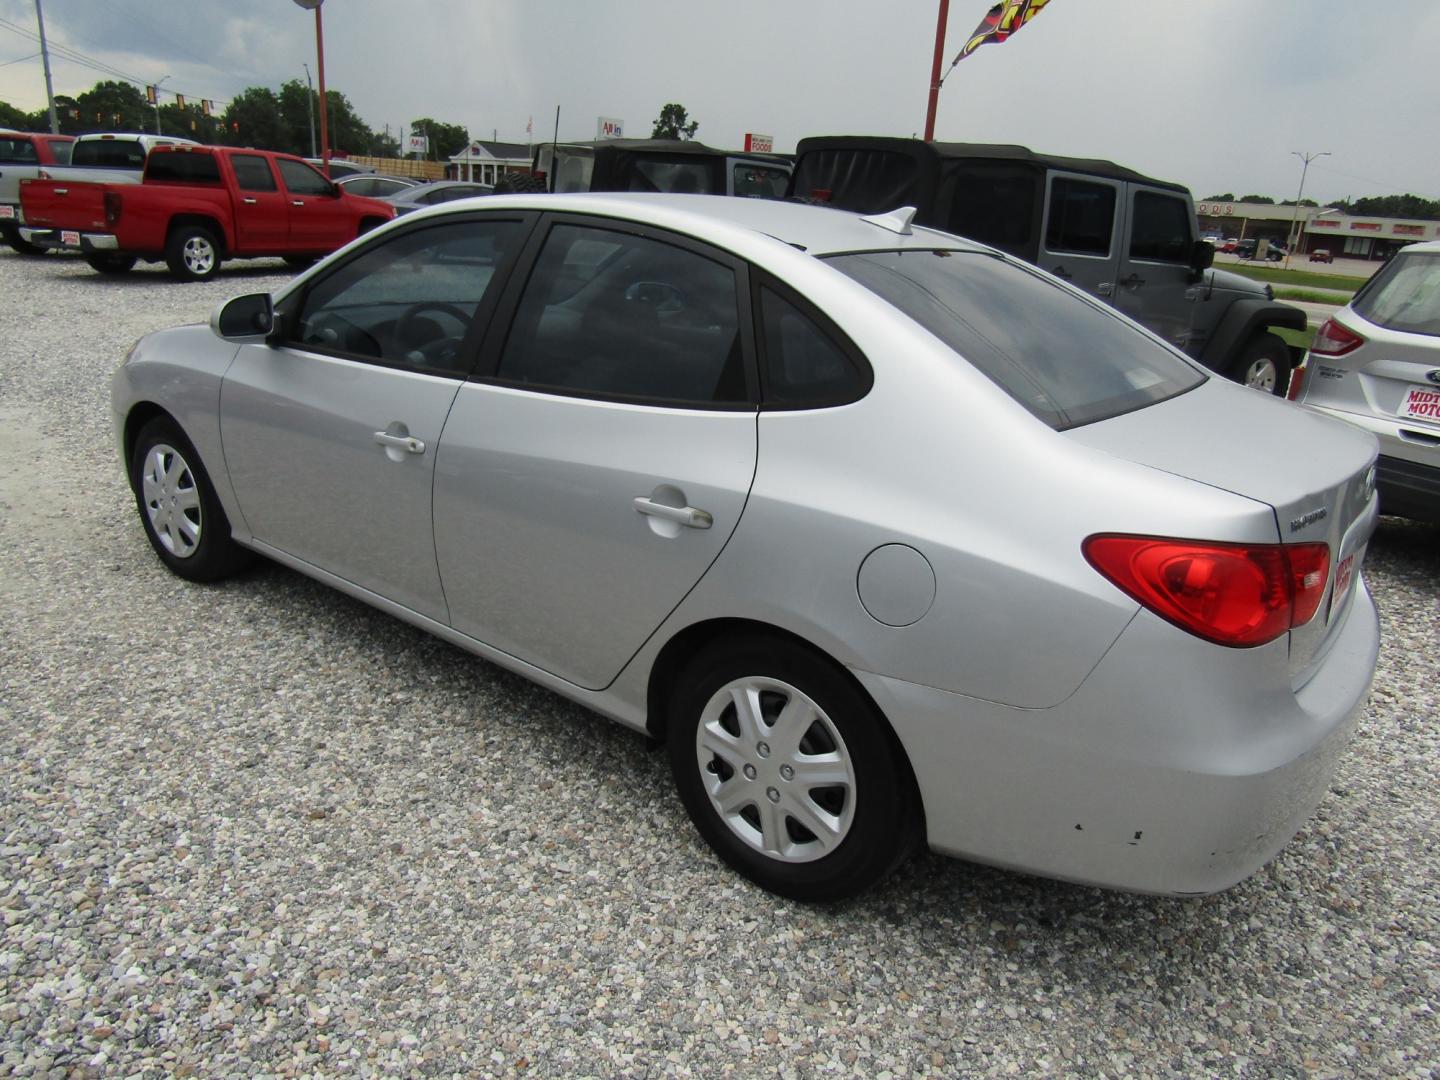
[71,140,146,168]
[1351,251,1440,338]
[827,249,1204,429]
[145,152,221,184]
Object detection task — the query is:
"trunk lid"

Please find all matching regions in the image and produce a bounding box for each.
[18,178,111,231]
[1066,377,1379,679]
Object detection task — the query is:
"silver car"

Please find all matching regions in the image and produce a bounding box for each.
[111,193,1381,901]
[1293,240,1440,523]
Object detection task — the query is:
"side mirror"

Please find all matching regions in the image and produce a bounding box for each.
[1189,239,1214,279]
[212,293,274,341]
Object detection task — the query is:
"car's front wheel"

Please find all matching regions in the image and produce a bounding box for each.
[130,417,251,581]
[666,636,918,901]
[1231,333,1292,396]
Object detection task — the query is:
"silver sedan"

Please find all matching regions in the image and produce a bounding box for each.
[112,193,1381,901]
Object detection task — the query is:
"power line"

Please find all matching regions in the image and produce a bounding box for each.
[1,51,41,67]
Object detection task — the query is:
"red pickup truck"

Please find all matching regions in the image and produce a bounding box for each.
[19,145,394,280]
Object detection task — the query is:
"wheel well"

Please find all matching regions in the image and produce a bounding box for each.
[167,215,225,255]
[121,402,173,483]
[645,617,927,836]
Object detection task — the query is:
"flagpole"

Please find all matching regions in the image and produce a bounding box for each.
[923,0,950,141]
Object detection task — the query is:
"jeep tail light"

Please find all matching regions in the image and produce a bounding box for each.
[1286,359,1308,401]
[103,191,122,228]
[1309,318,1364,357]
[1083,535,1331,647]
[809,188,833,203]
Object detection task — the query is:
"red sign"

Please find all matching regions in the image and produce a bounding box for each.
[744,133,774,154]
[1351,222,1381,231]
[1394,224,1425,236]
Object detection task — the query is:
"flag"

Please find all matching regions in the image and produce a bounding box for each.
[146,84,157,105]
[952,0,1053,65]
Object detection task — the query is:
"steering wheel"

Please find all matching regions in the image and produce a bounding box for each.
[394,302,471,368]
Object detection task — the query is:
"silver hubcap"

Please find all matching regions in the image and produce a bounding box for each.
[1245,357,1278,391]
[141,443,202,558]
[695,677,856,863]
[182,236,215,275]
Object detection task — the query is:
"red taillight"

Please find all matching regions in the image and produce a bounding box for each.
[1286,358,1308,401]
[103,191,122,228]
[1084,535,1331,647]
[1309,317,1365,357]
[809,188,833,203]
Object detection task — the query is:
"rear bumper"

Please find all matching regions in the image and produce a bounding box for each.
[1302,402,1440,522]
[16,227,118,252]
[856,579,1379,894]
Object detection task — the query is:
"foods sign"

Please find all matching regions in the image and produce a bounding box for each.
[744,133,774,154]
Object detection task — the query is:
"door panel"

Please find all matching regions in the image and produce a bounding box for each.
[1113,185,1199,352]
[1039,171,1121,301]
[229,153,288,250]
[434,385,757,688]
[220,346,461,622]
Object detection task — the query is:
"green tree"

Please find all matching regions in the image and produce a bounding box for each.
[1337,193,1440,221]
[1201,192,1235,202]
[74,80,150,132]
[0,99,37,129]
[1238,194,1275,204]
[408,118,468,159]
[650,103,698,141]
[219,86,284,150]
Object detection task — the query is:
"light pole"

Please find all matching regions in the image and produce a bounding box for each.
[292,0,329,176]
[33,0,59,134]
[152,74,171,135]
[1283,151,1330,269]
[302,62,317,159]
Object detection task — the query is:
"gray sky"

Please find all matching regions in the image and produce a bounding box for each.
[1,0,1436,204]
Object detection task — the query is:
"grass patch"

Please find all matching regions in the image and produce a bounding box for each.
[1274,325,1317,352]
[1219,262,1368,293]
[1274,287,1352,304]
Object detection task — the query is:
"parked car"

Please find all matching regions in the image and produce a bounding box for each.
[112,193,1380,901]
[20,145,393,280]
[382,180,493,216]
[534,139,792,199]
[1219,238,1239,254]
[787,138,1305,394]
[1292,240,1440,522]
[305,157,372,180]
[336,174,420,199]
[36,131,200,186]
[1310,248,1334,264]
[0,128,75,254]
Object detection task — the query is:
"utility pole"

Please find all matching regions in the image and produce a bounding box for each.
[152,75,171,135]
[303,63,317,159]
[33,0,59,134]
[923,0,951,142]
[1284,151,1330,269]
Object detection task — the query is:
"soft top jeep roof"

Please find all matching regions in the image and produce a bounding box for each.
[789,135,1186,215]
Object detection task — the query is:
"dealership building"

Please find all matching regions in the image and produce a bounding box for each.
[1196,199,1437,261]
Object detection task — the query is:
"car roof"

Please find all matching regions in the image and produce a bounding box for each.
[444,192,989,257]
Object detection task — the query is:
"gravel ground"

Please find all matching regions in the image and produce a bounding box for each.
[1,248,1437,1079]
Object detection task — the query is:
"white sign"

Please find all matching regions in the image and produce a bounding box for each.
[406,134,429,155]
[597,116,624,139]
[744,133,774,154]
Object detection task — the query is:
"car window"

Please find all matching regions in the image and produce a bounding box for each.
[1129,191,1193,263]
[45,139,73,165]
[631,159,714,194]
[232,154,278,192]
[758,285,870,407]
[145,153,221,185]
[828,249,1204,430]
[1045,177,1115,256]
[1351,251,1440,337]
[0,138,39,165]
[947,164,1037,258]
[732,163,789,198]
[277,158,332,196]
[288,220,524,375]
[71,140,145,168]
[496,223,746,405]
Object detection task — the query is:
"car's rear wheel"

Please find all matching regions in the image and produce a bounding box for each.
[130,417,251,581]
[1231,333,1291,396]
[666,636,918,901]
[165,225,221,282]
[85,252,137,275]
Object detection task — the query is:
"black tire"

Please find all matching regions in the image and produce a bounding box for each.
[129,417,251,582]
[164,225,222,282]
[1,222,49,256]
[85,252,138,275]
[283,254,317,269]
[666,635,919,901]
[1229,332,1292,396]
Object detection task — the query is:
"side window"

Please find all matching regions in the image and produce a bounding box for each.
[496,223,746,405]
[277,158,332,196]
[630,159,714,194]
[732,163,790,199]
[0,139,38,164]
[145,153,221,184]
[758,286,869,407]
[288,219,523,374]
[1045,177,1115,256]
[1129,190,1193,263]
[232,154,278,192]
[46,139,73,165]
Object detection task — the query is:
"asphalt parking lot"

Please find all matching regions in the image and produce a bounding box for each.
[1,249,1437,1078]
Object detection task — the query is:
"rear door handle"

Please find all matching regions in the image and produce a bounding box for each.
[242,197,257,205]
[633,496,712,529]
[374,431,425,454]
[292,200,305,207]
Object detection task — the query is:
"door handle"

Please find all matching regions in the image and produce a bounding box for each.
[1096,282,1114,296]
[243,197,257,205]
[633,496,712,529]
[373,431,425,454]
[55,188,68,196]
[292,200,305,207]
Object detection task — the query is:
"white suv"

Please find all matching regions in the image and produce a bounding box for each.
[1293,240,1440,523]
